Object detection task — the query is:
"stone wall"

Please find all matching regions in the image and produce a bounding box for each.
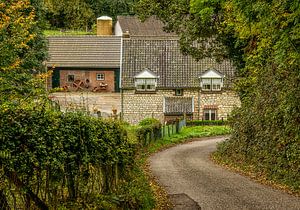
[122,90,166,124]
[199,91,241,120]
[122,89,241,124]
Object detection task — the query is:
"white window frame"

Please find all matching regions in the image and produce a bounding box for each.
[134,69,159,92]
[135,78,157,92]
[203,109,217,120]
[200,69,224,91]
[201,78,223,91]
[96,73,105,81]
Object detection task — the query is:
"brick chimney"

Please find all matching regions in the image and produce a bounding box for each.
[97,16,113,36]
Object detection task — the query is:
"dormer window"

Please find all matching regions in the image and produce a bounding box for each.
[200,69,224,91]
[134,69,158,92]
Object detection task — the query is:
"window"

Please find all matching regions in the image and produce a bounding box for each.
[135,78,157,91]
[203,109,217,120]
[202,78,211,91]
[134,68,158,92]
[67,75,75,82]
[200,69,224,91]
[175,89,183,96]
[96,73,105,81]
[201,78,222,91]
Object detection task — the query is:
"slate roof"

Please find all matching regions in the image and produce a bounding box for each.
[47,36,121,68]
[117,16,176,37]
[121,39,236,88]
[164,97,194,115]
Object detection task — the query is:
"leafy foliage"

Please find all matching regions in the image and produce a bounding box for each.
[214,0,300,192]
[135,0,245,67]
[138,117,161,126]
[0,101,138,208]
[0,0,47,73]
[43,0,136,30]
[0,0,47,103]
[136,118,162,146]
[187,120,227,126]
[0,0,154,209]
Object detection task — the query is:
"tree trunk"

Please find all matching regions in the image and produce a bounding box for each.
[5,170,48,210]
[0,189,9,210]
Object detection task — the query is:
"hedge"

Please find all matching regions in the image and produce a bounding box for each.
[136,118,162,146]
[187,120,227,126]
[0,101,137,209]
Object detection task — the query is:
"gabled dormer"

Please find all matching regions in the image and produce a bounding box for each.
[134,68,159,92]
[199,69,224,91]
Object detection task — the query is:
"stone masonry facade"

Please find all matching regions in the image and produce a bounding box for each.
[122,89,241,124]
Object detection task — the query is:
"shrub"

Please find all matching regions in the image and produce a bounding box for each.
[138,118,161,126]
[136,118,162,146]
[0,101,138,209]
[187,120,227,126]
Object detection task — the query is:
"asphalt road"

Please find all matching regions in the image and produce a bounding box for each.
[149,136,300,210]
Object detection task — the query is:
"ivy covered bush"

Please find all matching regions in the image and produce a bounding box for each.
[136,118,162,146]
[0,100,143,209]
[187,120,226,126]
[0,0,154,208]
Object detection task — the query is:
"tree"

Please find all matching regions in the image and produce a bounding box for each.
[0,0,47,102]
[43,0,137,30]
[0,1,49,208]
[44,0,94,30]
[87,0,136,18]
[135,0,246,68]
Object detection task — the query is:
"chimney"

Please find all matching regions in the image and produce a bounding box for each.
[97,16,113,36]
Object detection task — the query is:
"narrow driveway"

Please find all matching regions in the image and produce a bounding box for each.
[149,136,300,210]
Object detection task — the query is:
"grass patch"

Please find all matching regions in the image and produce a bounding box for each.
[148,125,231,153]
[116,164,156,210]
[44,30,95,36]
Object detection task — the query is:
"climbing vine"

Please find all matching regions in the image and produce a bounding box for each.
[0,101,137,209]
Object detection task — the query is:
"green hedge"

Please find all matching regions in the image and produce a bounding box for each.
[187,120,227,126]
[136,118,162,146]
[0,101,139,209]
[215,106,300,192]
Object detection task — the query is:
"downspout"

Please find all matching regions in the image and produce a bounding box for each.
[121,89,124,120]
[198,88,201,120]
[120,36,124,120]
[119,36,123,92]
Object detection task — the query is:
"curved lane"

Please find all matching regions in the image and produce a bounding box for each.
[149,136,300,210]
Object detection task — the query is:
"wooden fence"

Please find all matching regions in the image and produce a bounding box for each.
[161,119,186,138]
[137,119,186,146]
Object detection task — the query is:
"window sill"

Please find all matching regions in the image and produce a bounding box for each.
[201,90,223,93]
[135,90,157,94]
[164,112,193,116]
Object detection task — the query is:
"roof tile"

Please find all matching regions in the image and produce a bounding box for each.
[117,16,176,36]
[122,39,235,88]
[47,36,121,68]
